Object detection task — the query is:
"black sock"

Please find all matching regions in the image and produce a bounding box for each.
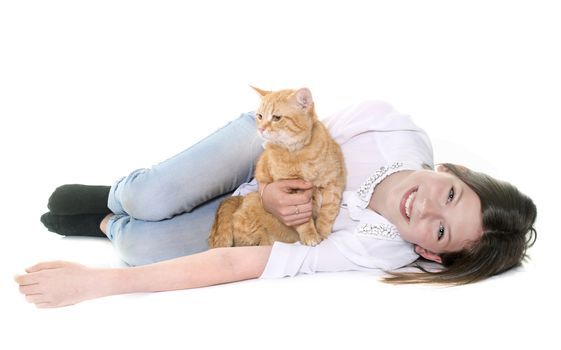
[40,212,108,238]
[47,184,111,215]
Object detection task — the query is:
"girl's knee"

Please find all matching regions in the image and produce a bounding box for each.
[119,187,152,220]
[113,236,158,266]
[118,178,176,220]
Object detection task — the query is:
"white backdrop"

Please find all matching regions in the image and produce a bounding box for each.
[1,1,559,349]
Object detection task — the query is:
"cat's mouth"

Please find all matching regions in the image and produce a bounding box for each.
[258,130,270,140]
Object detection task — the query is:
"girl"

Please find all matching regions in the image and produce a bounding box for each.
[15,99,537,308]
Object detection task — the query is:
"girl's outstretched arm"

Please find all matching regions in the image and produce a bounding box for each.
[14,246,273,308]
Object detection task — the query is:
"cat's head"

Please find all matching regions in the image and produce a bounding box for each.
[251,86,317,150]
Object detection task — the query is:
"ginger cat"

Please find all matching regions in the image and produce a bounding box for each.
[208,87,346,247]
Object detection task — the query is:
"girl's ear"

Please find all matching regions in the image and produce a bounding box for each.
[436,163,468,173]
[415,245,442,264]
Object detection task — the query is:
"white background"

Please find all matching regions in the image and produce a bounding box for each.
[1,1,559,349]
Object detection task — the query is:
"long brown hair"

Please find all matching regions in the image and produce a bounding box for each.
[383,163,538,285]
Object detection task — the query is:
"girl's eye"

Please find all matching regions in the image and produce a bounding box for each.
[437,224,445,241]
[272,115,282,122]
[256,114,263,120]
[447,187,455,203]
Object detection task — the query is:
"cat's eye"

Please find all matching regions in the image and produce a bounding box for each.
[272,115,282,122]
[256,113,263,120]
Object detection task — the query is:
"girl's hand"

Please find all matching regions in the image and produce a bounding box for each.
[15,261,105,308]
[260,179,313,227]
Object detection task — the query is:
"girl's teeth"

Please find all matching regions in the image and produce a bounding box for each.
[405,191,416,219]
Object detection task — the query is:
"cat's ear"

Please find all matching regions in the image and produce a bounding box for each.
[250,85,272,97]
[292,88,313,110]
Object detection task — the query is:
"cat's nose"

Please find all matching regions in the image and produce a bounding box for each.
[258,127,264,134]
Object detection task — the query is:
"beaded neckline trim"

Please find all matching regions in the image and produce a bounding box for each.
[356,223,400,240]
[356,162,404,207]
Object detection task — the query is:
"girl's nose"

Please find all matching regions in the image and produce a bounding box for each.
[417,198,438,219]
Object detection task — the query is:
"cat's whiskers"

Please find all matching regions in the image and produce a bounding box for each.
[268,129,310,152]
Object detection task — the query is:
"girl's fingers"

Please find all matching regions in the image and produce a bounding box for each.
[279,179,313,191]
[19,283,42,295]
[25,294,48,305]
[286,218,310,227]
[287,212,312,221]
[291,192,313,203]
[282,203,313,217]
[14,273,37,286]
[25,261,64,273]
[285,212,315,226]
[36,302,54,309]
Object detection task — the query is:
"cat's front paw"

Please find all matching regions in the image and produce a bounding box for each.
[316,223,333,240]
[300,234,323,246]
[296,220,322,246]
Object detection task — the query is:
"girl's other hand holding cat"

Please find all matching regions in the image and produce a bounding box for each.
[260,179,313,227]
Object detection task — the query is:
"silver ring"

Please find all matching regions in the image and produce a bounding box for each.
[294,205,300,215]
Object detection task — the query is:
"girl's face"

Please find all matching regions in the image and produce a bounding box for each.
[375,167,483,263]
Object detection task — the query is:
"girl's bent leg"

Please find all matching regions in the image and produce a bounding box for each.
[109,112,263,221]
[106,194,230,266]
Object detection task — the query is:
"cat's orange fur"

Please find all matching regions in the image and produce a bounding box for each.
[208,87,346,247]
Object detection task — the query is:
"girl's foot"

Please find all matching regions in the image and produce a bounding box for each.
[40,212,108,238]
[47,184,111,215]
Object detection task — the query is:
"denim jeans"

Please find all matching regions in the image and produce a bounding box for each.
[106,112,263,265]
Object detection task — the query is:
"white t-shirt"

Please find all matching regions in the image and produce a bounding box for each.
[234,100,434,278]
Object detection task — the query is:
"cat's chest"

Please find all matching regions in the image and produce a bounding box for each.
[269,150,323,182]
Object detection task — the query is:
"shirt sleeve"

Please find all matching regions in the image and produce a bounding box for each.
[232,178,258,196]
[259,239,370,279]
[322,100,434,167]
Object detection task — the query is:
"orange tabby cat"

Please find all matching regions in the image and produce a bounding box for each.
[208,87,346,247]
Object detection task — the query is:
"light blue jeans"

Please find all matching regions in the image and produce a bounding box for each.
[106,112,264,265]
